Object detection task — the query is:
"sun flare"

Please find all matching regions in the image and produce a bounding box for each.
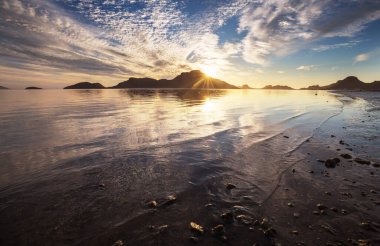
[200,65,218,77]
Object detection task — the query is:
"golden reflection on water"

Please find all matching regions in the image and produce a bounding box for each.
[0,89,343,182]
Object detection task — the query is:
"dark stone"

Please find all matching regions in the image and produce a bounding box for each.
[236,215,253,225]
[226,183,236,190]
[189,236,199,243]
[221,212,234,223]
[162,195,177,206]
[325,158,339,168]
[147,200,158,208]
[158,224,168,233]
[340,153,352,159]
[354,158,370,165]
[211,224,225,235]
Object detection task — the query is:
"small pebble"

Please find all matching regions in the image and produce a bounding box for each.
[147,200,158,208]
[211,224,225,235]
[226,183,236,190]
[113,240,124,246]
[221,212,234,223]
[189,236,199,243]
[158,224,168,233]
[190,222,204,234]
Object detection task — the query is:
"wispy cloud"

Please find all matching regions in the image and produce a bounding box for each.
[238,0,380,65]
[312,40,361,52]
[354,48,380,63]
[296,65,316,71]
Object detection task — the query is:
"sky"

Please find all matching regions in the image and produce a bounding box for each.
[0,0,380,89]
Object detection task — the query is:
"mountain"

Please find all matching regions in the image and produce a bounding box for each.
[319,76,380,90]
[112,70,238,89]
[0,85,9,89]
[263,85,294,90]
[25,87,42,89]
[240,84,253,89]
[301,77,380,90]
[64,82,105,89]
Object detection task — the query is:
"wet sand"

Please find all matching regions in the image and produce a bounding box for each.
[0,90,379,245]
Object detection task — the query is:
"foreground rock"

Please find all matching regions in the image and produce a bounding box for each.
[354,158,371,165]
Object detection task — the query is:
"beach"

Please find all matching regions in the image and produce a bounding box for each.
[0,89,379,245]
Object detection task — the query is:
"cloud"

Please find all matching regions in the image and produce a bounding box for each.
[238,0,380,65]
[0,0,250,83]
[354,48,380,63]
[296,65,315,71]
[0,0,380,87]
[312,40,361,52]
[354,53,369,63]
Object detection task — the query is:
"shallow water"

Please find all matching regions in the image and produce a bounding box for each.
[0,89,378,245]
[0,89,342,183]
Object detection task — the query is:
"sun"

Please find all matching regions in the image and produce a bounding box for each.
[200,65,218,77]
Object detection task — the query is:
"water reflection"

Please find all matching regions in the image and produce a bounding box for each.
[0,88,351,245]
[0,89,341,183]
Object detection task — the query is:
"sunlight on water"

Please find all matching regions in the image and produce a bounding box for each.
[0,89,342,184]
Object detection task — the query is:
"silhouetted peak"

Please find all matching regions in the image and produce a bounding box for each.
[64,82,104,89]
[176,70,205,79]
[341,76,362,83]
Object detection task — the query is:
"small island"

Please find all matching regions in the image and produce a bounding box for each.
[262,85,294,90]
[25,87,42,90]
[240,84,253,89]
[64,82,105,89]
[0,85,9,89]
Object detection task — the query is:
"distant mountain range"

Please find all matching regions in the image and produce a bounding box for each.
[301,76,380,90]
[64,70,238,89]
[10,74,375,91]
